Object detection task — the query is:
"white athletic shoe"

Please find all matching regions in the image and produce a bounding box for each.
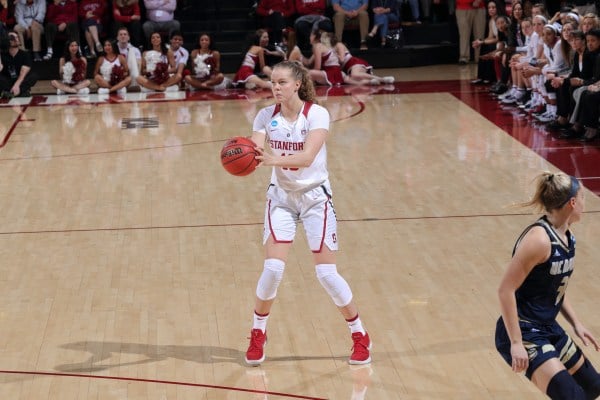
[245,81,256,90]
[117,87,127,95]
[382,76,395,84]
[165,85,179,92]
[56,89,65,95]
[97,88,109,94]
[78,88,90,95]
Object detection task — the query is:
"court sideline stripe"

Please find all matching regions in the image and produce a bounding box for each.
[0,369,328,400]
[0,104,29,149]
[0,211,598,236]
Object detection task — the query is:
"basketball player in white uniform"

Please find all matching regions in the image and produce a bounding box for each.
[244,60,371,366]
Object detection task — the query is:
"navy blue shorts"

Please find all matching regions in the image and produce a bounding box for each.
[495,317,582,379]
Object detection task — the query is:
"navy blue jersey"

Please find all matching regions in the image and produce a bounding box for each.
[513,216,576,325]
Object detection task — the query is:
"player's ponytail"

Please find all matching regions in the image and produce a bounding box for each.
[520,172,580,212]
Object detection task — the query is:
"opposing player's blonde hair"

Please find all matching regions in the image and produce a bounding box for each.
[519,172,581,212]
[273,61,317,104]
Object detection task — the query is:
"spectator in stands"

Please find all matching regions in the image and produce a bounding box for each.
[401,0,422,24]
[562,29,600,139]
[116,26,141,91]
[169,30,187,85]
[331,0,370,50]
[483,15,515,94]
[546,30,593,130]
[333,37,395,84]
[142,0,180,45]
[14,0,46,62]
[0,31,37,97]
[51,40,91,94]
[0,0,16,35]
[471,0,499,84]
[44,0,79,61]
[137,31,181,91]
[455,0,486,64]
[580,13,600,33]
[530,2,549,18]
[113,0,142,48]
[79,0,107,59]
[94,39,132,94]
[368,0,400,48]
[293,0,330,52]
[529,24,567,123]
[498,17,537,104]
[184,32,225,90]
[233,29,273,90]
[256,0,295,46]
[510,1,526,49]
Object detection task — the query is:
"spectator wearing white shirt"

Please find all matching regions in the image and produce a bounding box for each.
[117,26,142,90]
[142,0,180,45]
[14,0,46,61]
[169,30,187,79]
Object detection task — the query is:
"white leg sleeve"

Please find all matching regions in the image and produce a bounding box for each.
[315,264,353,307]
[256,258,285,301]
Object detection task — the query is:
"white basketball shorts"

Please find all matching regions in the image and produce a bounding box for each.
[263,183,339,252]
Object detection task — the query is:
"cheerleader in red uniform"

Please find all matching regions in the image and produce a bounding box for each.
[334,40,395,85]
[233,29,274,90]
[51,40,91,95]
[306,29,361,86]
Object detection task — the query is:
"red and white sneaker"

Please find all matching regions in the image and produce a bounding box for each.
[245,329,267,365]
[349,331,372,365]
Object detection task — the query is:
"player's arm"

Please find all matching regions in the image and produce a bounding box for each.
[256,128,327,168]
[561,295,600,351]
[498,226,550,373]
[250,131,266,148]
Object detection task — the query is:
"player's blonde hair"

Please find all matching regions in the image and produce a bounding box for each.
[273,61,317,104]
[519,172,581,212]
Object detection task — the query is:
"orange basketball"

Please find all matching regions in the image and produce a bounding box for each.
[220,136,259,176]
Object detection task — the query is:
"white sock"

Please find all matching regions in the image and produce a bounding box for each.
[253,311,269,333]
[347,314,365,335]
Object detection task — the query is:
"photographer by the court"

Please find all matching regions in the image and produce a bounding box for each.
[0,31,37,98]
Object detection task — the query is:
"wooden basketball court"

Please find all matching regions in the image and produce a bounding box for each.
[0,65,599,399]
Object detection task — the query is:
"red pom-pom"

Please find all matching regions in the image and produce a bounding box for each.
[71,57,86,83]
[110,64,125,86]
[151,62,170,85]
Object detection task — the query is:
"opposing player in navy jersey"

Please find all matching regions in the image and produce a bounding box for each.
[243,60,371,366]
[496,172,600,400]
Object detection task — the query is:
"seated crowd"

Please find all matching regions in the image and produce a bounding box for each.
[0,0,399,98]
[470,1,600,142]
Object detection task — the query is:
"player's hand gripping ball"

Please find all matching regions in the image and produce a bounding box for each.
[220,136,259,176]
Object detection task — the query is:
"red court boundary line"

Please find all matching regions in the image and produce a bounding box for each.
[0,104,29,148]
[0,370,328,400]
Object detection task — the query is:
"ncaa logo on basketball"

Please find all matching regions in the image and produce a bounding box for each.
[271,121,278,127]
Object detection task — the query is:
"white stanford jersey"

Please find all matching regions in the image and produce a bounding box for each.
[253,102,330,192]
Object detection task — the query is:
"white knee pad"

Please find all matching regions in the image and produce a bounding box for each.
[315,264,353,307]
[256,258,285,301]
